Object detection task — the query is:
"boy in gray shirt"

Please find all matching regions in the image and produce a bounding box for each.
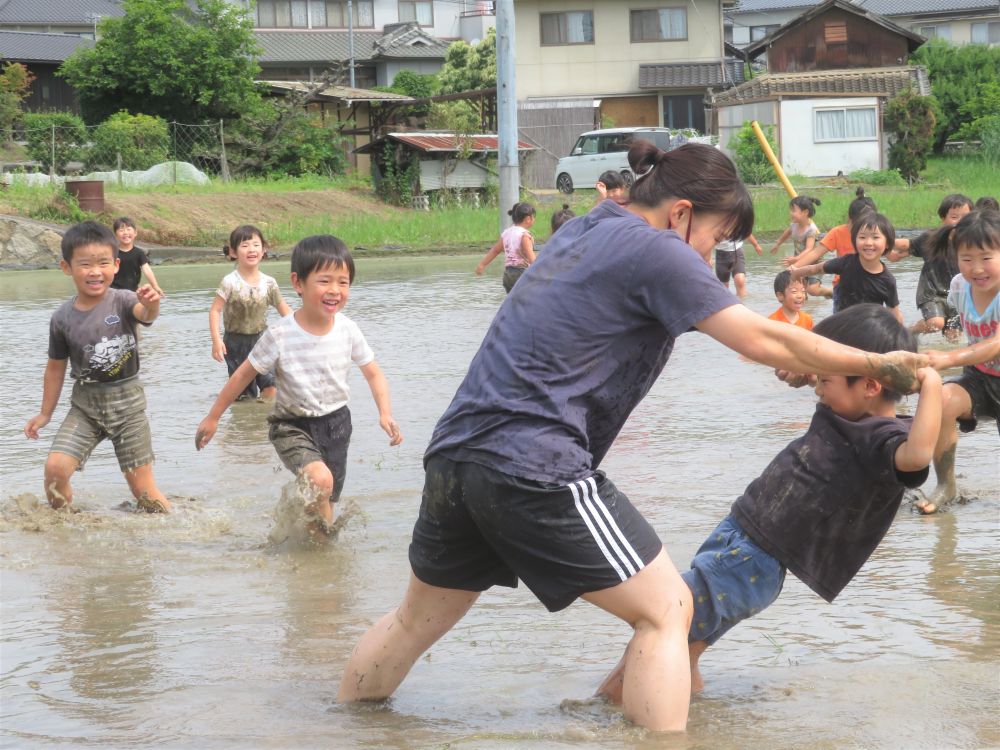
[23,221,170,513]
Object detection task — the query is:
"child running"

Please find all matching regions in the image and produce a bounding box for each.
[550,203,576,235]
[23,221,170,513]
[715,234,762,298]
[195,235,402,531]
[110,217,164,295]
[768,270,813,329]
[771,195,831,298]
[915,210,1000,513]
[791,211,903,324]
[889,194,973,335]
[596,304,941,698]
[596,170,627,203]
[209,225,291,401]
[475,202,537,293]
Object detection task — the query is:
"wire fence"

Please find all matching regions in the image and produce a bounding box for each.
[5,121,231,185]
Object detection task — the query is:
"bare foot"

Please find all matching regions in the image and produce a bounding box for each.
[136,493,171,513]
[915,484,956,515]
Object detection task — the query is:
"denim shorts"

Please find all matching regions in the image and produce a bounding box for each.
[681,515,786,646]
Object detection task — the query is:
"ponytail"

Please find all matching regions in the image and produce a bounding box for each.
[508,202,536,225]
[790,195,821,217]
[848,187,877,221]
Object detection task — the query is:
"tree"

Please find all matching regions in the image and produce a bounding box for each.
[0,62,34,138]
[438,27,496,94]
[729,121,777,185]
[86,111,170,170]
[910,42,1000,152]
[884,89,935,183]
[59,0,262,124]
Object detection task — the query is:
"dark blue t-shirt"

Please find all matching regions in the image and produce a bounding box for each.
[426,200,739,484]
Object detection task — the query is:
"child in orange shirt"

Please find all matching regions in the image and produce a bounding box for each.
[768,270,813,329]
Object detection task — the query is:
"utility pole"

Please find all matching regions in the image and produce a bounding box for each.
[348,0,356,87]
[496,0,519,231]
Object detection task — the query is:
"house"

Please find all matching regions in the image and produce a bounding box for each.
[728,0,1000,48]
[0,30,93,112]
[712,0,929,176]
[0,0,123,37]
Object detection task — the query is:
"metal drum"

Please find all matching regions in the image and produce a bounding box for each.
[65,180,105,212]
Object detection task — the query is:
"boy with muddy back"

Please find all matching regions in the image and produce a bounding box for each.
[24,221,170,513]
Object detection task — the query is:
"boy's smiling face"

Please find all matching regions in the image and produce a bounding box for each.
[291,261,351,321]
[61,243,119,305]
[115,224,136,250]
[777,279,806,313]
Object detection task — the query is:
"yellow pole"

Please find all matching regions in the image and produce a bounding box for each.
[751,120,796,198]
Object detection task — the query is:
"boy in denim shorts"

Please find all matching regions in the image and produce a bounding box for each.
[597,305,942,698]
[24,221,170,513]
[195,235,402,532]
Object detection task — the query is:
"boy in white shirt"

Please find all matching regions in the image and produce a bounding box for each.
[195,235,402,530]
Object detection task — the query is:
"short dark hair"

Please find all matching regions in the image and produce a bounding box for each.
[290,234,355,283]
[773,269,804,295]
[597,170,626,191]
[925,209,1000,265]
[112,216,136,231]
[938,193,973,219]
[551,203,576,233]
[813,304,916,402]
[975,196,999,213]
[850,212,895,255]
[62,221,118,262]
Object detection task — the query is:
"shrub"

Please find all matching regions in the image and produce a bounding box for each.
[23,111,88,173]
[885,89,936,183]
[979,115,1000,166]
[0,62,33,137]
[730,121,778,185]
[847,168,906,187]
[86,111,170,170]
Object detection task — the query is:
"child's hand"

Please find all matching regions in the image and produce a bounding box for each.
[923,349,952,370]
[152,284,166,297]
[916,366,943,389]
[596,182,608,199]
[24,413,51,439]
[474,264,485,276]
[769,245,781,255]
[774,369,817,388]
[751,242,763,256]
[136,284,162,306]
[380,415,403,446]
[212,340,227,363]
[782,255,798,267]
[787,266,805,279]
[195,417,218,450]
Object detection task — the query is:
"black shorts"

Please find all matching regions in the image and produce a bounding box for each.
[502,266,525,293]
[950,367,1000,434]
[268,406,352,501]
[714,248,745,284]
[409,454,663,612]
[224,331,276,399]
[918,298,961,330]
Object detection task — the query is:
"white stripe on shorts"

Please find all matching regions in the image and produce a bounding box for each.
[569,478,645,581]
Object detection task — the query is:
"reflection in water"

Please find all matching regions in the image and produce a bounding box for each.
[1,256,998,749]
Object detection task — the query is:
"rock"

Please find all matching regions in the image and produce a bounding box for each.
[0,216,64,269]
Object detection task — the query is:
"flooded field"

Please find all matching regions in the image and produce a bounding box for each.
[1,253,998,749]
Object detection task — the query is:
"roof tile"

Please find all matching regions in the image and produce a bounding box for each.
[0,29,93,62]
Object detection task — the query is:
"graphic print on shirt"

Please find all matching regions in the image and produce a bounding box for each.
[83,332,137,380]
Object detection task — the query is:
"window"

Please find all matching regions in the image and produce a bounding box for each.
[824,21,847,44]
[256,0,374,28]
[814,107,877,142]
[917,24,951,40]
[750,24,779,41]
[399,1,433,26]
[971,21,1000,45]
[663,94,704,133]
[630,8,687,42]
[540,11,594,45]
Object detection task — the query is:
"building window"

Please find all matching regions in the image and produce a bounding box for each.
[916,24,951,40]
[750,24,779,41]
[256,0,374,28]
[630,8,687,42]
[971,21,1000,45]
[540,11,594,45]
[662,94,705,133]
[824,21,847,44]
[814,107,877,142]
[399,1,434,26]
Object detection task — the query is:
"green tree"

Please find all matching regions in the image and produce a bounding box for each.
[438,27,496,94]
[884,89,936,183]
[910,42,1000,152]
[59,0,262,124]
[0,62,34,138]
[23,112,88,173]
[86,111,170,170]
[729,121,777,185]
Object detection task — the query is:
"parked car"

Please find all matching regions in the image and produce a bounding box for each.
[554,127,709,194]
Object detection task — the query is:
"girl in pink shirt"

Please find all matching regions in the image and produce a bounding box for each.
[475,202,537,293]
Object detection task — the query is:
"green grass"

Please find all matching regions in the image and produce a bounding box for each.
[99,171,374,195]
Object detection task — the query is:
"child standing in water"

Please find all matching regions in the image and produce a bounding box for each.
[209,225,291,401]
[791,212,903,324]
[24,221,170,513]
[916,210,1000,513]
[597,304,940,698]
[714,234,762,298]
[475,202,536,293]
[771,196,831,298]
[110,217,164,295]
[196,235,402,531]
[768,270,812,329]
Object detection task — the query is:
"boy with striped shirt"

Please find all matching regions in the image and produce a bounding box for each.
[195,235,402,530]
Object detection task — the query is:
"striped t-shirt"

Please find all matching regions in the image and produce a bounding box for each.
[248,312,374,418]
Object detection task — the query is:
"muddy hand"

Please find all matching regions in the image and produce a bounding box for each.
[774,369,816,388]
[195,418,217,450]
[874,350,928,394]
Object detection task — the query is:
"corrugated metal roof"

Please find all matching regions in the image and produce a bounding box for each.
[262,79,414,102]
[639,60,746,89]
[0,29,93,62]
[710,65,930,106]
[0,0,124,24]
[356,132,535,154]
[733,0,998,14]
[255,25,449,64]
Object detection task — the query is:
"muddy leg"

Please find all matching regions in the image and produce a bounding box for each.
[918,383,971,514]
[44,452,78,510]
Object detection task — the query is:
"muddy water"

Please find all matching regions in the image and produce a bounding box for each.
[1,254,997,750]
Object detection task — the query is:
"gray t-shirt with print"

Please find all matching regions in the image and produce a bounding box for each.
[426,200,739,485]
[48,288,144,383]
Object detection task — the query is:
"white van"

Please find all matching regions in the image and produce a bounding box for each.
[554,127,708,194]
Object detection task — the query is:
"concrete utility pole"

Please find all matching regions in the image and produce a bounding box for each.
[348,0,356,87]
[495,0,519,231]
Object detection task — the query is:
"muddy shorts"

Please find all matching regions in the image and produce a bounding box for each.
[50,378,154,472]
[918,298,961,331]
[224,331,275,399]
[714,248,746,284]
[682,515,786,646]
[502,266,526,293]
[950,366,1000,435]
[268,406,351,502]
[409,454,663,612]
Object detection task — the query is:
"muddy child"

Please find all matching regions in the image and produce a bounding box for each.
[596,304,941,700]
[209,225,290,401]
[195,235,402,532]
[475,202,537,293]
[24,221,170,513]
